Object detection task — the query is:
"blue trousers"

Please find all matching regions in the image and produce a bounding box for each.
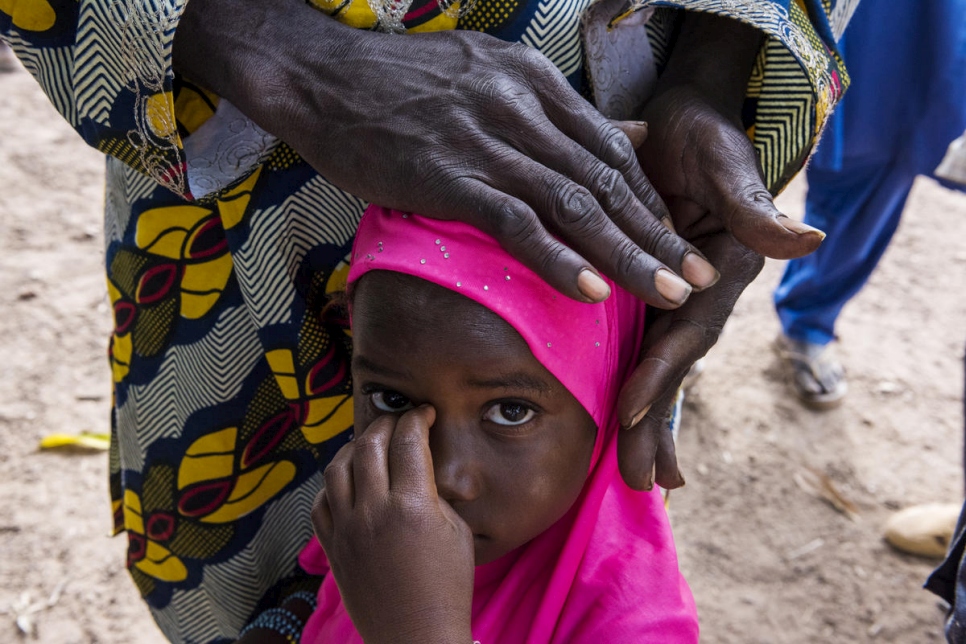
[773,0,966,346]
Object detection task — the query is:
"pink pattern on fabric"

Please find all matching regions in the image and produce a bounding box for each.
[300,206,698,643]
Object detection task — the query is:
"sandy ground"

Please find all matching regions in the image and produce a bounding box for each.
[2,58,965,644]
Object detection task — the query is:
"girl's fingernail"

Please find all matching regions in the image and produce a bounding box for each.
[577,269,611,301]
[778,216,826,240]
[623,404,651,429]
[682,252,720,290]
[655,268,692,305]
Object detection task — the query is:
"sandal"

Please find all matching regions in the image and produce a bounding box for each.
[774,334,847,409]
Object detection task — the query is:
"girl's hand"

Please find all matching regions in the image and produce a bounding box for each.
[312,406,475,644]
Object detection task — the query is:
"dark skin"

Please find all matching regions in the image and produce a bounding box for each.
[313,272,598,644]
[172,0,824,496]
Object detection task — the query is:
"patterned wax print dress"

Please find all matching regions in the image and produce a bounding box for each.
[2,0,853,641]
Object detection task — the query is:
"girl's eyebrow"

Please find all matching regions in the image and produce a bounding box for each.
[465,373,552,395]
[352,354,413,380]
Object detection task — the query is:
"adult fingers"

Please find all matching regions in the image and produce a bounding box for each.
[322,440,357,517]
[542,94,671,224]
[441,178,611,303]
[616,228,763,435]
[469,165,693,308]
[506,120,719,293]
[617,388,683,491]
[698,119,826,260]
[609,120,648,150]
[388,405,438,498]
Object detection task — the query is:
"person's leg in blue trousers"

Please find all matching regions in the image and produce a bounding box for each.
[772,0,966,407]
[774,161,915,347]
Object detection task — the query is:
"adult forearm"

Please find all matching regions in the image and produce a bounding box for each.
[172,0,359,132]
[657,12,764,119]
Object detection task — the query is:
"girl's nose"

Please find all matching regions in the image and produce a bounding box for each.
[429,415,481,504]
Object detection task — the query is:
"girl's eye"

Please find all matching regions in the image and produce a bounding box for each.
[370,390,414,413]
[483,402,536,426]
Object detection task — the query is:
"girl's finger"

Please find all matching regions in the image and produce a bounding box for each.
[323,440,356,516]
[388,405,438,497]
[311,487,334,541]
[350,416,395,506]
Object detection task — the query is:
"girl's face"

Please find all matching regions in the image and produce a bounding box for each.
[351,272,597,565]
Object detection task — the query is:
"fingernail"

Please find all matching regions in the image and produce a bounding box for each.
[661,216,677,235]
[654,268,691,305]
[778,216,826,240]
[622,404,651,429]
[577,269,611,302]
[625,121,648,148]
[681,252,720,291]
[673,470,687,489]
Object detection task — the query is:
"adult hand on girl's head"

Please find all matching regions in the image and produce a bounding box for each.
[174,0,718,309]
[614,13,826,490]
[312,406,475,644]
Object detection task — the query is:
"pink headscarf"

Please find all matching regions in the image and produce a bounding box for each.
[299,206,698,643]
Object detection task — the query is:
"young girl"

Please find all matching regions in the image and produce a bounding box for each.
[298,205,698,643]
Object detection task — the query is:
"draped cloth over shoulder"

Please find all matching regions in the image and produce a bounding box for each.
[299,205,698,643]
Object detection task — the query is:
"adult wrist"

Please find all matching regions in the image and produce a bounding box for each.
[655,11,764,120]
[172,0,362,132]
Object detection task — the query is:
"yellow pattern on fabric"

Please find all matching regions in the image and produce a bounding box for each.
[202,462,297,523]
[460,0,520,32]
[123,490,189,582]
[133,169,260,319]
[302,395,354,444]
[179,427,238,486]
[176,427,298,524]
[267,144,303,171]
[180,254,233,319]
[266,349,300,399]
[174,85,220,136]
[146,92,178,140]
[0,0,56,32]
[98,138,146,175]
[217,170,261,229]
[107,280,133,382]
[409,12,459,32]
[308,0,379,29]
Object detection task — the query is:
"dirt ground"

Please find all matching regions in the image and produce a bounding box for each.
[2,58,965,644]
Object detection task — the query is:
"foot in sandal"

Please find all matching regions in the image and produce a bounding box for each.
[774,334,847,409]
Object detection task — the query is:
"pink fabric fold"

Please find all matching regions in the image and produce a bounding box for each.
[300,206,698,643]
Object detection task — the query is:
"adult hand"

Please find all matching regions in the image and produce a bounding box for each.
[174,0,720,308]
[614,14,827,490]
[312,406,475,644]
